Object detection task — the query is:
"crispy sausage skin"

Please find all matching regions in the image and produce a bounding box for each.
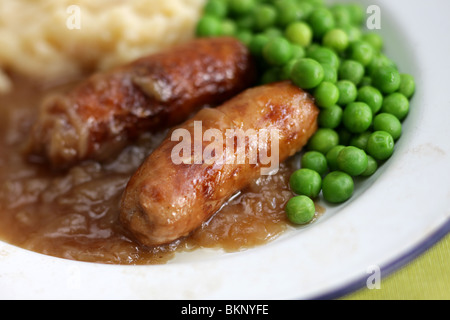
[120,82,319,246]
[26,37,256,168]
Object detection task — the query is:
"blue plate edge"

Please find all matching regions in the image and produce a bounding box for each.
[309,219,450,300]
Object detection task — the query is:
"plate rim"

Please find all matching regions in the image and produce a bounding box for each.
[312,221,450,300]
[1,0,450,300]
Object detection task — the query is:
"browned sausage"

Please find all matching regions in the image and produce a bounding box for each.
[120,81,319,246]
[26,37,256,168]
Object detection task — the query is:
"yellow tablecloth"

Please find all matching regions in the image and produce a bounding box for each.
[342,233,450,300]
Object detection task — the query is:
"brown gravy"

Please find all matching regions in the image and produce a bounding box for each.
[0,74,320,265]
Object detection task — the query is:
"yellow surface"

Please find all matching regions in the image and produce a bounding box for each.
[342,233,450,300]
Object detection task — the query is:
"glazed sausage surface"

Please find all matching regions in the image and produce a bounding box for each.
[120,81,319,246]
[26,37,256,168]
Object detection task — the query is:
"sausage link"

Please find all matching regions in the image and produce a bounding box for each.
[26,37,256,168]
[120,81,319,246]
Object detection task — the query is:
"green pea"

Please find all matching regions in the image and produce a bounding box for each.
[318,105,343,129]
[341,25,362,42]
[220,19,237,36]
[308,8,336,39]
[308,46,340,70]
[326,145,346,171]
[367,54,397,77]
[254,4,278,31]
[314,81,340,108]
[279,59,297,80]
[373,113,402,141]
[229,0,256,15]
[285,22,313,47]
[204,0,228,18]
[291,44,306,59]
[342,102,373,134]
[372,66,401,94]
[398,74,416,99]
[357,86,383,114]
[275,0,302,27]
[291,58,324,89]
[347,3,365,25]
[235,15,255,30]
[264,27,284,39]
[285,195,316,225]
[361,155,378,177]
[321,63,338,83]
[235,29,253,46]
[301,151,329,176]
[359,76,372,87]
[381,92,410,121]
[308,128,339,155]
[362,32,383,52]
[289,168,322,198]
[296,1,314,20]
[249,33,270,56]
[336,80,357,105]
[307,0,325,7]
[338,59,365,85]
[330,4,352,27]
[196,15,223,37]
[306,43,321,56]
[348,40,374,66]
[322,171,354,204]
[349,131,372,150]
[337,146,368,176]
[263,37,293,66]
[322,28,349,52]
[366,131,395,161]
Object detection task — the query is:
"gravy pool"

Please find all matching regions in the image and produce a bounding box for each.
[0,74,320,265]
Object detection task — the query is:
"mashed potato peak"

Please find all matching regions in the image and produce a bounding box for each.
[0,0,206,92]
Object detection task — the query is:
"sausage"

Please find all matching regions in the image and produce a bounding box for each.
[120,81,319,246]
[26,37,256,168]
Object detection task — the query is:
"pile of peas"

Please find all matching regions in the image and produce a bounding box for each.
[196,0,416,225]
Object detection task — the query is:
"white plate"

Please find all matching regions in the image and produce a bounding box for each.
[0,0,449,300]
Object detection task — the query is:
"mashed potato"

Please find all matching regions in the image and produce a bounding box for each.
[0,0,206,92]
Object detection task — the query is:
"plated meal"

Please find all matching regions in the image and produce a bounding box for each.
[0,0,415,266]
